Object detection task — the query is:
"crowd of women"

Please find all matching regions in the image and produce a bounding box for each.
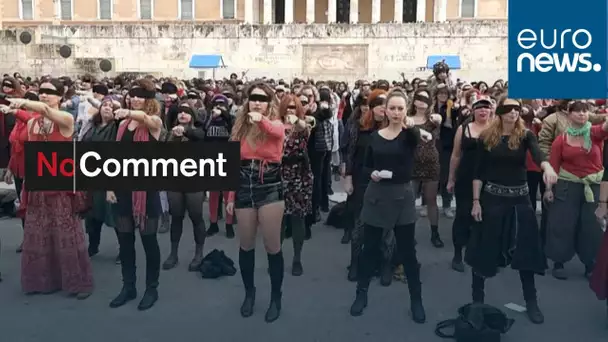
[0,62,607,327]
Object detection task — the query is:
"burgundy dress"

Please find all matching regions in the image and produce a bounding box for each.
[590,231,608,300]
[20,118,94,294]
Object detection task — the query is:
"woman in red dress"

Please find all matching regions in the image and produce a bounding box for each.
[8,79,94,299]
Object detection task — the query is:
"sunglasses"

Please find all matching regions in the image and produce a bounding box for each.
[39,87,61,96]
[287,105,297,110]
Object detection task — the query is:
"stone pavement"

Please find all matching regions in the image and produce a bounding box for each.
[0,196,606,342]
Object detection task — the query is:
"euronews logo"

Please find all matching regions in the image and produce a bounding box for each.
[516,29,602,73]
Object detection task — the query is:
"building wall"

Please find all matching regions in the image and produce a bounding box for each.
[0,22,507,82]
[0,0,507,23]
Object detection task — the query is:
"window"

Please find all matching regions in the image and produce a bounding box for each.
[60,0,72,20]
[98,0,112,20]
[139,0,153,19]
[180,0,194,20]
[221,0,236,19]
[19,0,34,20]
[460,0,476,18]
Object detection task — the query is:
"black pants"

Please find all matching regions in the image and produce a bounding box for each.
[86,217,118,251]
[527,171,547,246]
[310,150,330,212]
[167,191,206,245]
[357,224,422,297]
[115,216,160,288]
[472,270,537,302]
[439,147,453,208]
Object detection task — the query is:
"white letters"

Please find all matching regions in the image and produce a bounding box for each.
[103,159,121,177]
[80,151,102,177]
[180,159,198,177]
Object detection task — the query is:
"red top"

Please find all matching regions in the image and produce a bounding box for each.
[8,110,38,178]
[550,124,608,178]
[526,123,542,172]
[228,117,285,202]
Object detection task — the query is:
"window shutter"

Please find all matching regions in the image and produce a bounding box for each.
[60,0,72,20]
[22,0,33,20]
[222,0,235,19]
[460,0,475,18]
[100,0,112,19]
[181,0,193,20]
[140,0,153,19]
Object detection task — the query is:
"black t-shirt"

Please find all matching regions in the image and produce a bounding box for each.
[363,128,420,184]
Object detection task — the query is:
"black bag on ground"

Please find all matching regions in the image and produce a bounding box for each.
[199,249,237,279]
[435,303,514,342]
[325,201,351,229]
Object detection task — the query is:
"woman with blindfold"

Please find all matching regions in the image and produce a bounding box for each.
[467,97,558,324]
[446,95,493,273]
[226,82,286,323]
[544,101,608,281]
[408,90,444,248]
[7,79,94,299]
[205,95,235,238]
[162,104,207,272]
[106,79,163,311]
[278,94,314,276]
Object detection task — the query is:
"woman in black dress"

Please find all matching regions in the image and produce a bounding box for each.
[468,97,558,324]
[348,90,432,323]
[107,79,163,311]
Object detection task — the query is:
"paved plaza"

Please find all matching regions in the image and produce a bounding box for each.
[0,195,606,342]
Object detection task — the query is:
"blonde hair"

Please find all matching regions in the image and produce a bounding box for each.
[231,82,280,147]
[480,97,526,151]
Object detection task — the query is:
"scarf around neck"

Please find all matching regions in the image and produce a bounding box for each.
[116,119,150,231]
[566,121,592,152]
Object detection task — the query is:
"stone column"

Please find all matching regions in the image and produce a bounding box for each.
[327,0,337,23]
[244,0,254,23]
[263,0,273,23]
[349,0,358,23]
[371,0,381,23]
[415,0,425,22]
[306,0,315,23]
[284,0,294,23]
[434,0,447,22]
[394,0,403,22]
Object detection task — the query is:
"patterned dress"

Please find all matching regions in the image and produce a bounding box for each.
[21,118,94,294]
[412,119,441,181]
[281,127,313,217]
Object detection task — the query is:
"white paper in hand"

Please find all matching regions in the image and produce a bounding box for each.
[377,170,393,179]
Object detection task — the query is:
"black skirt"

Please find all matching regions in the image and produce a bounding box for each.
[465,182,547,278]
[234,159,283,209]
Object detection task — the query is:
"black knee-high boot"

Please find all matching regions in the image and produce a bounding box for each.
[520,271,544,324]
[110,231,137,308]
[138,234,160,311]
[266,251,284,322]
[403,257,426,323]
[471,271,485,303]
[239,248,256,317]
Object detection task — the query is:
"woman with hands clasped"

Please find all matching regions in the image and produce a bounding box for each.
[225,83,286,323]
[467,97,558,325]
[7,79,94,299]
[349,90,431,324]
[106,79,163,311]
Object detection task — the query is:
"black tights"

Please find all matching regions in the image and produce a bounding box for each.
[357,223,422,297]
[472,270,537,303]
[115,216,160,288]
[86,217,118,251]
[166,191,206,245]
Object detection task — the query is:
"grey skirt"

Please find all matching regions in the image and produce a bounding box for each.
[360,181,417,229]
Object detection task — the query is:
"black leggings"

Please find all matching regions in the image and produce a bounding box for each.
[167,191,205,245]
[357,223,420,290]
[116,216,160,288]
[527,171,547,246]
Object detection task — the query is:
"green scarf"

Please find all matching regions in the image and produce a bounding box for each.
[566,121,592,151]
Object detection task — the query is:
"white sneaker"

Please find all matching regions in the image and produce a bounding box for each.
[443,208,455,218]
[419,207,427,217]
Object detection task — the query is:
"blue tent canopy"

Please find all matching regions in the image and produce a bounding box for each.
[189,55,225,69]
[426,55,461,69]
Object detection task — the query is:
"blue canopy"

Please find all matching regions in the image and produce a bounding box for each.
[426,55,461,69]
[189,55,225,69]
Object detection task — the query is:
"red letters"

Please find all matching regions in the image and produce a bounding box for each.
[37,152,74,177]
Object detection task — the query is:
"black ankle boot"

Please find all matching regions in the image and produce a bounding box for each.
[430,231,444,248]
[225,224,235,239]
[162,243,179,270]
[525,299,544,324]
[137,287,158,311]
[109,285,137,308]
[410,296,426,323]
[240,287,256,317]
[380,264,393,286]
[265,291,282,322]
[349,288,368,316]
[206,223,219,236]
[347,261,358,282]
[341,230,351,244]
[188,244,204,272]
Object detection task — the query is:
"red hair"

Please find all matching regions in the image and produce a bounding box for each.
[360,89,387,130]
[278,94,305,120]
